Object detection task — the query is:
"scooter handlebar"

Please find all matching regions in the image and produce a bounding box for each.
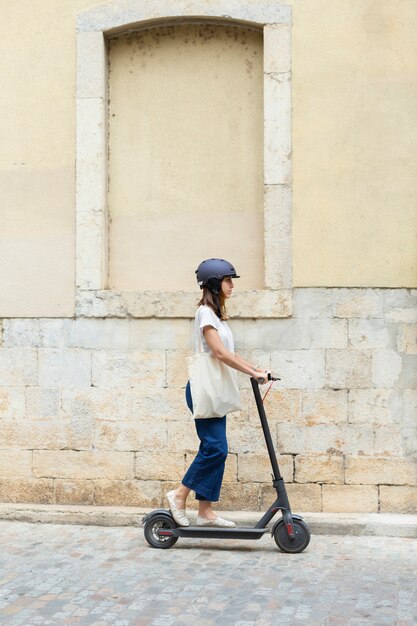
[255,371,281,384]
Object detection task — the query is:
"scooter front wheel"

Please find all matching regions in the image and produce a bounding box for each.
[144,513,178,549]
[273,519,311,553]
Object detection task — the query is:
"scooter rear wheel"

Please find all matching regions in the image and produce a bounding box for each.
[144,513,178,549]
[273,519,311,553]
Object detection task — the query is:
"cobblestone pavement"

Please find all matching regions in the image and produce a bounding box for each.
[0,520,416,625]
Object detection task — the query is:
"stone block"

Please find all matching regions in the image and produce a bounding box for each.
[217,482,259,511]
[402,390,417,427]
[166,421,199,452]
[134,451,185,481]
[0,479,54,504]
[76,31,106,99]
[371,350,403,388]
[237,350,271,389]
[75,319,129,350]
[373,425,405,456]
[264,24,291,74]
[0,450,33,478]
[92,351,165,388]
[325,349,372,389]
[292,288,335,319]
[54,480,94,505]
[38,349,91,388]
[254,389,302,424]
[379,485,417,513]
[0,387,26,419]
[295,455,344,484]
[131,387,187,421]
[76,289,127,318]
[95,421,167,451]
[402,427,417,457]
[94,479,161,507]
[397,355,417,389]
[302,389,348,425]
[165,350,192,388]
[228,290,292,319]
[310,319,348,349]
[62,387,131,422]
[264,73,291,185]
[76,211,106,290]
[348,319,395,350]
[227,320,244,351]
[227,421,270,454]
[271,350,325,389]
[238,453,293,483]
[0,349,37,386]
[348,389,401,425]
[333,289,384,319]
[26,388,62,419]
[260,483,321,512]
[345,456,417,486]
[263,185,292,290]
[322,485,378,513]
[33,450,134,480]
[277,423,374,456]
[3,320,41,347]
[130,319,192,351]
[0,420,70,449]
[76,97,107,214]
[243,318,309,351]
[384,290,417,323]
[223,453,238,483]
[397,324,417,354]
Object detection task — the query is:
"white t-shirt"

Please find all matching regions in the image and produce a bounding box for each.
[195,305,235,354]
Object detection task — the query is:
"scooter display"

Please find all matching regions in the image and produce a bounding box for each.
[143,374,311,553]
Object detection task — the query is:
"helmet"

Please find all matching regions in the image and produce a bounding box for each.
[195,258,240,294]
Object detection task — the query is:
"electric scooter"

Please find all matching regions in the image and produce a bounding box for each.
[142,374,311,553]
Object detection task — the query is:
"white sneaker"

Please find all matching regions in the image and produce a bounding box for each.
[196,515,236,528]
[167,490,190,527]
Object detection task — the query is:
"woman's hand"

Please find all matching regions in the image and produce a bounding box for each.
[252,368,269,384]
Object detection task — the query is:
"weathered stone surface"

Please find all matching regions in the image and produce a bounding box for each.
[93,479,161,507]
[384,290,417,323]
[348,389,401,425]
[373,425,405,457]
[0,349,37,386]
[166,421,200,452]
[397,324,417,354]
[402,390,417,427]
[260,483,321,512]
[33,451,134,480]
[322,485,378,513]
[0,479,54,504]
[92,351,165,388]
[227,421,271,454]
[277,423,374,456]
[379,485,417,513]
[348,319,395,350]
[333,289,384,319]
[238,453,293,483]
[62,387,131,422]
[217,482,259,511]
[130,319,192,350]
[326,349,372,389]
[76,210,107,290]
[221,453,238,483]
[76,31,106,99]
[256,389,302,424]
[372,350,403,388]
[242,318,347,351]
[2,319,75,348]
[164,350,190,388]
[95,421,167,451]
[26,388,62,419]
[131,387,187,421]
[292,288,335,319]
[295,455,344,484]
[402,427,417,457]
[264,24,291,74]
[237,350,271,389]
[302,390,348,425]
[38,349,91,388]
[54,480,94,505]
[397,355,417,389]
[345,456,417,486]
[0,450,33,478]
[263,185,292,289]
[134,451,185,481]
[271,350,325,389]
[0,387,26,419]
[0,420,70,449]
[75,319,130,350]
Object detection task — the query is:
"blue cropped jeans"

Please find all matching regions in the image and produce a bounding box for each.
[181,381,228,502]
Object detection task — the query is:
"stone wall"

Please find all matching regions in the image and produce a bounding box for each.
[0,288,416,513]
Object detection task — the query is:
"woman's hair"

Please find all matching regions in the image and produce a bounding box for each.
[198,284,228,320]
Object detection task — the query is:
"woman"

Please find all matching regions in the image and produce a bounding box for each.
[167,258,268,528]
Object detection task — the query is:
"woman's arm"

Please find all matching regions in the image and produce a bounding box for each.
[203,326,267,379]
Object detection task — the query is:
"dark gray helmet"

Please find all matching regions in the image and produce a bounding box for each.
[195,258,240,294]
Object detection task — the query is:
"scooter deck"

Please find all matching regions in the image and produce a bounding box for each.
[162,527,268,540]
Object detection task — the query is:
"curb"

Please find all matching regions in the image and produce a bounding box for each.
[0,504,416,538]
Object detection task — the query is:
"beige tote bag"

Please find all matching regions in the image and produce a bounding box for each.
[187,350,241,419]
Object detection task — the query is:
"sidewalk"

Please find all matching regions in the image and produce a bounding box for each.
[0,503,416,538]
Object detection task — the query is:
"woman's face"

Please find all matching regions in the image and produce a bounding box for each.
[221,276,234,299]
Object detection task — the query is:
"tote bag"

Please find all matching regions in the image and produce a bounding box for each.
[187,350,241,419]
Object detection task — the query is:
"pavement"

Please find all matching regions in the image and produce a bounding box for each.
[0,518,416,625]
